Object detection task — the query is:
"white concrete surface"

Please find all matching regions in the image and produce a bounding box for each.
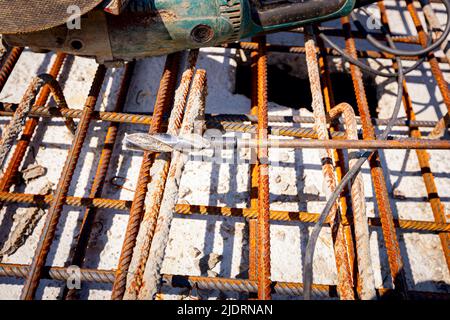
[0,1,448,299]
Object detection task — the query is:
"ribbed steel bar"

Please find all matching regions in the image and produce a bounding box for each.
[0,54,67,194]
[0,74,75,170]
[0,191,448,233]
[255,36,272,300]
[125,50,199,299]
[342,16,409,298]
[406,1,450,138]
[111,53,181,300]
[225,42,448,64]
[248,37,260,288]
[234,138,450,150]
[379,0,450,276]
[305,27,354,300]
[20,64,107,300]
[139,69,208,299]
[0,47,23,93]
[418,0,450,65]
[0,104,444,129]
[1,263,448,300]
[315,25,360,298]
[63,62,136,300]
[291,27,421,45]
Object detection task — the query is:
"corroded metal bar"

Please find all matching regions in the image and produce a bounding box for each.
[0,191,448,233]
[20,64,107,300]
[0,54,67,194]
[139,69,208,299]
[255,36,272,300]
[305,27,354,300]
[379,0,450,276]
[404,0,450,138]
[0,74,75,170]
[342,16,408,298]
[224,42,448,64]
[0,47,23,93]
[315,25,359,299]
[248,37,260,288]
[63,62,136,300]
[125,50,199,299]
[330,103,376,299]
[0,104,443,128]
[0,263,448,300]
[111,53,181,300]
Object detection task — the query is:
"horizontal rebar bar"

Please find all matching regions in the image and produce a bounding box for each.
[0,263,448,300]
[0,191,447,233]
[0,104,442,129]
[225,42,449,64]
[235,138,450,150]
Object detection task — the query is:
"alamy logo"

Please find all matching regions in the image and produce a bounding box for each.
[67,5,82,30]
[66,265,81,289]
[366,13,382,30]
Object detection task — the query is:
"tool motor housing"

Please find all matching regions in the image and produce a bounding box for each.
[3,0,356,64]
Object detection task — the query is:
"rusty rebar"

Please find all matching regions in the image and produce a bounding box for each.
[315,25,359,299]
[125,50,199,299]
[0,74,75,170]
[304,27,355,300]
[225,42,448,64]
[0,191,448,233]
[0,54,67,194]
[111,53,182,300]
[255,36,272,300]
[0,104,444,129]
[20,64,107,300]
[63,62,136,300]
[379,0,450,276]
[329,103,376,300]
[342,16,408,298]
[138,69,208,300]
[404,0,450,138]
[1,263,448,300]
[0,47,23,93]
[248,37,260,289]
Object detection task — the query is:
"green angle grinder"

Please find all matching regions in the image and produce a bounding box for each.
[0,0,379,64]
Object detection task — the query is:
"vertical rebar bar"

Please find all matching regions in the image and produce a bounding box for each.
[124,50,199,299]
[329,103,376,300]
[378,0,450,272]
[403,0,450,138]
[0,47,23,93]
[63,62,136,300]
[111,53,181,300]
[20,64,107,300]
[255,36,272,300]
[315,24,359,298]
[0,54,67,193]
[249,38,260,288]
[342,16,408,298]
[304,27,355,300]
[138,70,208,299]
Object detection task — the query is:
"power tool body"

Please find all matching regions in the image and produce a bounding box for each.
[1,0,376,64]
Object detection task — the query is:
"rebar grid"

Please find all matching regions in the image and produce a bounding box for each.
[0,0,448,300]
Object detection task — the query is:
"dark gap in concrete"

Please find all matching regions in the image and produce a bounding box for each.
[235,60,379,118]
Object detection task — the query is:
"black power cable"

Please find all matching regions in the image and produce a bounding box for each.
[365,0,450,56]
[302,0,449,300]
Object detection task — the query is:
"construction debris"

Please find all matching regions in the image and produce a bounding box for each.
[0,181,53,260]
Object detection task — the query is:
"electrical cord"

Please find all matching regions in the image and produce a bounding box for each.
[319,6,434,78]
[301,0,450,298]
[364,0,450,56]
